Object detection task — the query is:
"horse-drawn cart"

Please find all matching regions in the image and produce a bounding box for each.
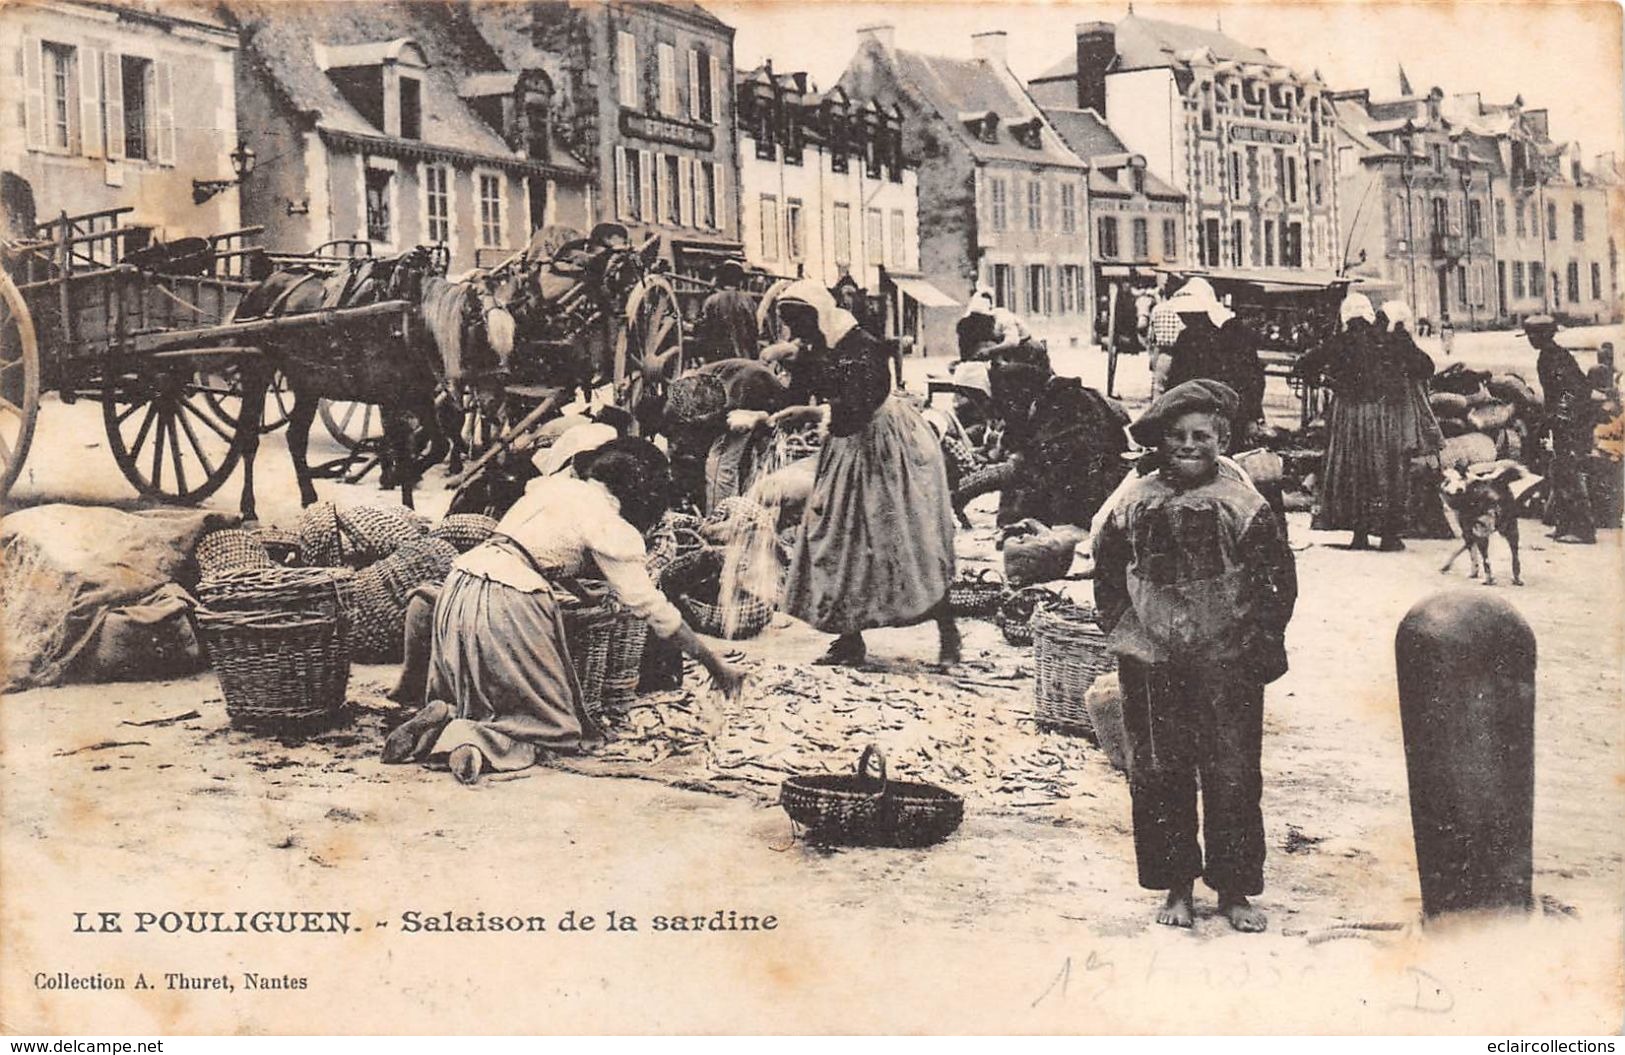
[0,209,694,513]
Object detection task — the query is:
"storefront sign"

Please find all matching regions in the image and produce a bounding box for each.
[1229,124,1298,146]
[619,110,716,152]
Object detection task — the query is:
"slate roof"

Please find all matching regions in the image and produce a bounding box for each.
[1037,13,1278,79]
[225,0,583,170]
[883,48,1083,169]
[1042,108,1183,200]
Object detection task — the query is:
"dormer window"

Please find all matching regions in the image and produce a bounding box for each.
[961,110,998,145]
[1010,117,1044,150]
[400,76,421,140]
[317,38,428,140]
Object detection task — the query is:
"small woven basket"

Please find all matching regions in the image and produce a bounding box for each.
[948,568,1005,619]
[682,591,773,641]
[780,746,964,848]
[372,537,458,607]
[645,519,705,582]
[1031,600,1115,740]
[430,513,499,554]
[561,601,627,714]
[196,607,349,735]
[953,460,1019,505]
[195,529,273,579]
[600,606,649,711]
[995,586,1060,647]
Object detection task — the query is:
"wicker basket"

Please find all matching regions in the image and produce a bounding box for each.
[430,513,499,553]
[196,607,349,734]
[342,566,403,662]
[252,526,304,567]
[949,569,1006,619]
[372,537,458,607]
[682,591,773,641]
[195,529,273,579]
[560,600,646,714]
[953,460,1019,505]
[337,504,426,565]
[1031,601,1115,740]
[666,373,728,424]
[780,746,964,848]
[298,502,344,567]
[702,496,776,542]
[197,566,345,621]
[645,519,705,581]
[995,586,1060,647]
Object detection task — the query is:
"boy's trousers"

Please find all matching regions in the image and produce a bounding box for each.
[1118,656,1266,896]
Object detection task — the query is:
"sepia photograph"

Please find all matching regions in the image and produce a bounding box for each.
[0,0,1621,1037]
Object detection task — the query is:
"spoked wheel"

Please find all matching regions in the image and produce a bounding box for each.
[0,271,41,502]
[103,356,244,504]
[319,398,386,451]
[614,274,683,417]
[198,364,294,433]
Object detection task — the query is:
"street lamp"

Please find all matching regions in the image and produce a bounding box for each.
[192,139,257,205]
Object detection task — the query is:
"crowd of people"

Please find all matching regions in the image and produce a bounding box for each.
[377,262,1615,933]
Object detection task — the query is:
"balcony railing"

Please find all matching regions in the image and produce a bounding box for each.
[1429,231,1465,259]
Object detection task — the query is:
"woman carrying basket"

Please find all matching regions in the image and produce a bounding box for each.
[758,280,958,668]
[382,439,745,784]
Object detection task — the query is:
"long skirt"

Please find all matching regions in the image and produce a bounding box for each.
[1315,395,1415,536]
[782,397,955,634]
[422,567,601,771]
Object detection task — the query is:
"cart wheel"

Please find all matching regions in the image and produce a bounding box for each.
[319,398,385,451]
[0,270,41,502]
[614,274,683,415]
[197,364,293,433]
[103,358,244,504]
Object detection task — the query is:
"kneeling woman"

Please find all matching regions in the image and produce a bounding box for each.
[761,280,958,667]
[383,439,745,783]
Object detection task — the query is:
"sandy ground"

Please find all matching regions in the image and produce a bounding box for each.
[2,328,1623,1034]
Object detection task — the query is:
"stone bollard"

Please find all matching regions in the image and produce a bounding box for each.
[1395,590,1536,918]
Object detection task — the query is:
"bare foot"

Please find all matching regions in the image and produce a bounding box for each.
[449,745,485,785]
[1219,893,1268,933]
[381,700,452,764]
[813,634,866,667]
[1156,887,1195,929]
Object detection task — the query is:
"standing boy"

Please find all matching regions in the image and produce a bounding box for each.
[1092,380,1298,932]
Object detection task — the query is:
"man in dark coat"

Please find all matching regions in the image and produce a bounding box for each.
[694,260,761,363]
[1529,315,1599,543]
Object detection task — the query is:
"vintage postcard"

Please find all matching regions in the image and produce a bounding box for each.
[1,0,1621,1036]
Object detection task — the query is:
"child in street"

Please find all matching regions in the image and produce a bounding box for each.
[1091,379,1298,932]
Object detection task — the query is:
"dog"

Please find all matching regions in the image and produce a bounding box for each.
[1439,460,1538,586]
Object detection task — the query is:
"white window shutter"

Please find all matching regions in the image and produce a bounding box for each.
[79,47,102,158]
[23,37,44,151]
[102,51,123,161]
[709,54,721,125]
[613,148,626,220]
[639,149,653,222]
[154,59,174,165]
[712,163,725,231]
[687,50,701,121]
[678,157,692,227]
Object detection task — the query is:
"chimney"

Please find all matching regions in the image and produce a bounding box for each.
[971,30,1008,67]
[857,23,895,50]
[1075,21,1116,116]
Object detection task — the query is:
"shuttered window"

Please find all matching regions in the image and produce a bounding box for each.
[616,31,638,108]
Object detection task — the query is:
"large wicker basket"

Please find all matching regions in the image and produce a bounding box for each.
[562,599,647,715]
[195,568,351,734]
[948,568,1005,619]
[337,504,426,565]
[682,591,773,641]
[780,746,964,848]
[195,529,273,579]
[1031,601,1115,740]
[995,586,1061,646]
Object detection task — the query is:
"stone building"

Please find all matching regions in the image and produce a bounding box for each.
[0,0,241,241]
[1030,15,1341,280]
[1042,105,1186,338]
[1333,86,1497,329]
[736,64,954,351]
[466,0,741,277]
[228,0,591,273]
[837,26,1091,352]
[1337,82,1621,327]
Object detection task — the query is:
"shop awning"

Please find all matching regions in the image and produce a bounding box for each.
[891,276,959,308]
[1153,265,1355,292]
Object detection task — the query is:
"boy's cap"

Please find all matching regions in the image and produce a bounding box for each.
[1523,314,1557,331]
[1130,379,1240,446]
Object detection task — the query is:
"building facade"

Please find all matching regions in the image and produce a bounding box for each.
[1,0,240,241]
[838,27,1091,352]
[1043,106,1187,337]
[467,0,741,277]
[1030,15,1341,280]
[1337,84,1621,328]
[229,0,590,274]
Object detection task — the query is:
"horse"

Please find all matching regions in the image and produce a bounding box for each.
[231,247,515,521]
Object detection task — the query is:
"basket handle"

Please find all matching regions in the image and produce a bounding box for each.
[855,744,889,796]
[975,568,1002,585]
